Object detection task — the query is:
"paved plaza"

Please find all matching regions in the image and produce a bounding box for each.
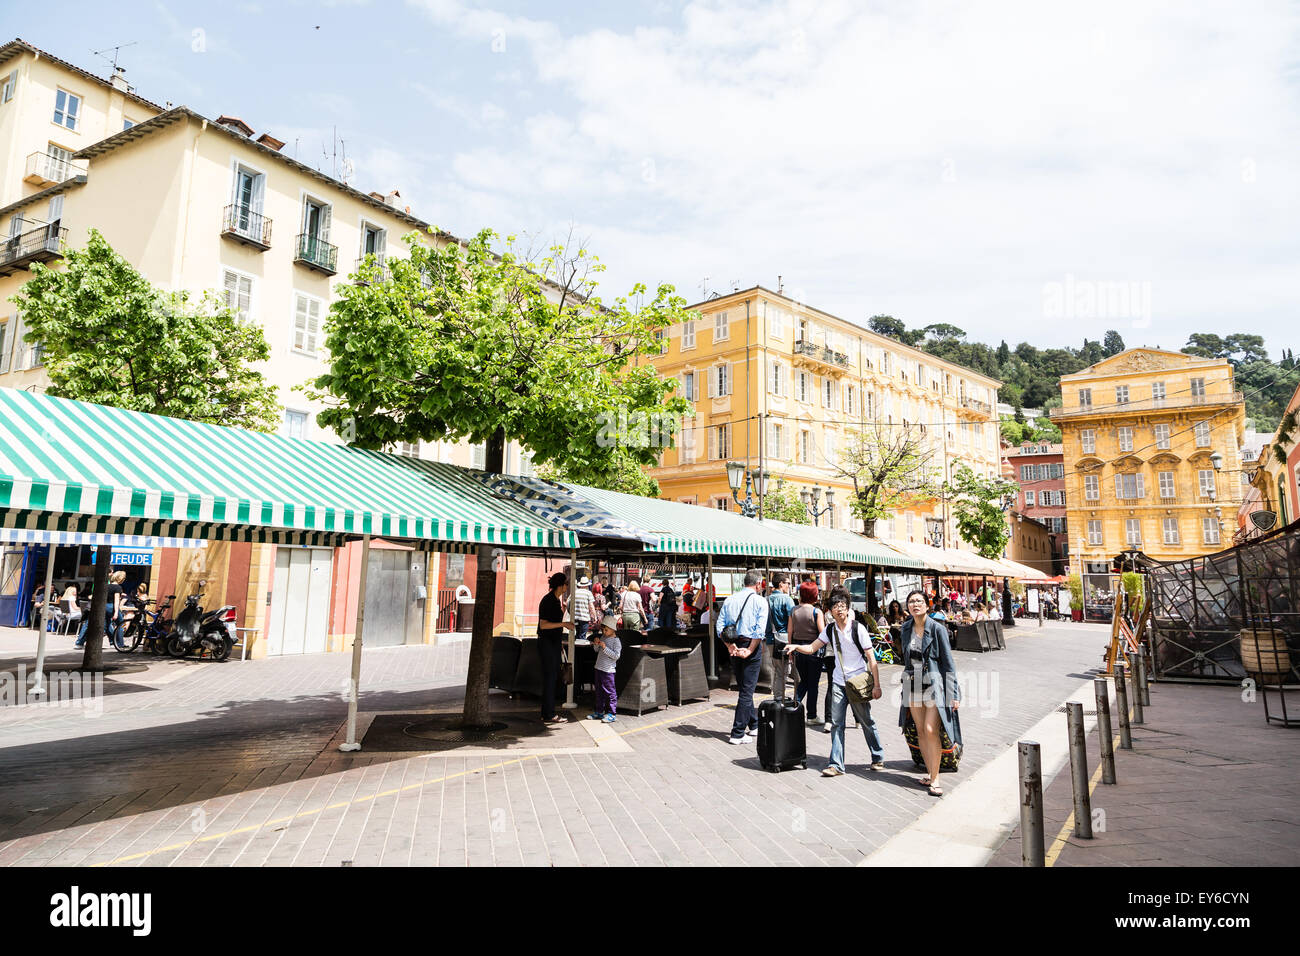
[0,619,1270,867]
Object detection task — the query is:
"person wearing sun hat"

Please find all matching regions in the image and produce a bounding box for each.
[572,574,596,644]
[587,612,622,723]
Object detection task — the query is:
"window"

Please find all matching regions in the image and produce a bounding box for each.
[680,371,697,402]
[1114,473,1145,499]
[707,424,731,460]
[1025,490,1036,506]
[767,305,784,338]
[518,450,535,478]
[396,442,418,458]
[360,223,386,259]
[1084,474,1099,500]
[1115,385,1129,405]
[768,359,786,396]
[1081,429,1095,455]
[1163,518,1180,545]
[1078,388,1091,407]
[680,319,695,350]
[53,89,80,130]
[795,371,811,402]
[1152,381,1166,403]
[707,363,731,398]
[1202,517,1221,545]
[823,377,835,409]
[222,270,253,324]
[824,431,837,468]
[292,294,321,355]
[0,318,8,374]
[123,117,137,130]
[1118,427,1133,452]
[679,423,697,463]
[1051,463,1065,479]
[1158,471,1175,499]
[1190,377,1206,399]
[1198,470,1216,498]
[1,70,16,103]
[1021,464,1032,481]
[766,422,786,460]
[1125,518,1142,547]
[1194,421,1211,447]
[712,311,729,343]
[284,410,308,439]
[1154,423,1171,449]
[1087,519,1103,546]
[469,443,486,469]
[798,430,812,464]
[230,166,266,238]
[881,351,891,375]
[845,385,855,416]
[714,497,731,512]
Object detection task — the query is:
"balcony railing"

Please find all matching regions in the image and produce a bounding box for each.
[221,204,272,250]
[793,339,850,370]
[24,150,86,186]
[295,233,338,275]
[354,253,388,284]
[960,396,992,415]
[1050,391,1244,419]
[0,225,67,276]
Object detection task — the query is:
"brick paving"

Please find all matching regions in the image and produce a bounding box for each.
[0,621,1116,866]
[988,677,1300,867]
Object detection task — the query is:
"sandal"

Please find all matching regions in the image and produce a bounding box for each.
[928,783,943,797]
[916,777,932,789]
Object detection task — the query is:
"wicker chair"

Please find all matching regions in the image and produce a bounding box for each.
[490,634,523,691]
[954,623,991,652]
[614,645,667,715]
[668,643,710,704]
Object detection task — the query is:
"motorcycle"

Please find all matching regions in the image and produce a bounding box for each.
[166,587,236,662]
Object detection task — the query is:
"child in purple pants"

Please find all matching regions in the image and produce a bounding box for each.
[587,612,622,723]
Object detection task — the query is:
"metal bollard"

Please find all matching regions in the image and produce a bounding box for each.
[1094,678,1116,784]
[1038,603,1044,627]
[1127,652,1144,725]
[1136,652,1151,707]
[1018,741,1045,867]
[1114,663,1133,749]
[1066,702,1093,838]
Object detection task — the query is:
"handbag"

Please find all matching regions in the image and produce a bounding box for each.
[831,620,875,706]
[720,592,754,646]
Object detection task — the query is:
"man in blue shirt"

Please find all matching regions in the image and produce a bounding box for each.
[765,572,796,697]
[719,569,769,745]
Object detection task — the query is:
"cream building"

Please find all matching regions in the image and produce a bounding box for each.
[0,39,538,651]
[648,286,1003,550]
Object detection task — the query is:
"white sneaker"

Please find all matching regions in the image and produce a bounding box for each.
[823,721,833,733]
[745,727,758,737]
[728,736,746,745]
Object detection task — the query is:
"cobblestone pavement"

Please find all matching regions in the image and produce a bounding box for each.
[987,676,1300,867]
[0,621,1110,866]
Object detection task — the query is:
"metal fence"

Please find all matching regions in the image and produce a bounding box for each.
[1148,519,1300,683]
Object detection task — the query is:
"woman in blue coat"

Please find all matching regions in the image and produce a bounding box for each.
[898,590,961,796]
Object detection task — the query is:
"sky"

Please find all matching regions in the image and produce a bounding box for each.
[6,0,1299,356]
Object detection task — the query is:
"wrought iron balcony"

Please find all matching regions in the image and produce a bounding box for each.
[1050,392,1244,419]
[0,225,67,276]
[793,339,850,370]
[354,253,388,284]
[24,150,86,186]
[221,204,272,250]
[295,233,338,275]
[960,396,992,415]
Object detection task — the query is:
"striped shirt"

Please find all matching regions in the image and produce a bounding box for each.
[572,587,596,623]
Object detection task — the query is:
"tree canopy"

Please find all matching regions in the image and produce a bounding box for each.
[944,464,1019,559]
[829,422,939,535]
[10,229,280,431]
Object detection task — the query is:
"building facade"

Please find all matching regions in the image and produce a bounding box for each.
[1005,441,1068,575]
[1052,348,1247,573]
[646,286,1002,551]
[0,39,541,650]
[1243,383,1300,536]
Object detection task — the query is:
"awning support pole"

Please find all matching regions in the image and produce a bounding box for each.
[563,547,578,709]
[339,533,371,752]
[30,545,55,698]
[706,553,716,680]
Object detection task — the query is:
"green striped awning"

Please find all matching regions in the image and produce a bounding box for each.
[0,387,578,552]
[763,519,924,569]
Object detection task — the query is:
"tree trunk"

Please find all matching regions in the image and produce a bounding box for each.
[863,517,877,537]
[462,428,507,730]
[80,545,112,671]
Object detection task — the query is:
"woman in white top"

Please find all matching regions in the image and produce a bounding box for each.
[619,578,647,631]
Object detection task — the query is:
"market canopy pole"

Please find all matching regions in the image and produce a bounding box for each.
[706,552,716,681]
[30,544,55,698]
[339,533,371,752]
[564,547,578,710]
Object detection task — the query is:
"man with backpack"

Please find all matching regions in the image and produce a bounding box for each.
[784,585,885,776]
[719,569,769,746]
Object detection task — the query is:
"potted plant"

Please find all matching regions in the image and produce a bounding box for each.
[1066,572,1084,622]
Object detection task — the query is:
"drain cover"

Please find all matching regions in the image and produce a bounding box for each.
[402,718,511,742]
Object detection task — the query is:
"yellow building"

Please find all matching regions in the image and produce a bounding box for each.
[648,286,1002,550]
[0,39,541,651]
[1052,348,1247,572]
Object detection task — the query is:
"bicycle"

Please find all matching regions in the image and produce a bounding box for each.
[117,596,175,654]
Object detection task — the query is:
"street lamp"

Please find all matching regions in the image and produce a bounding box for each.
[800,484,835,526]
[725,461,770,518]
[925,517,944,548]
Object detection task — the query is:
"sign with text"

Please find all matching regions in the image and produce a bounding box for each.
[90,549,154,567]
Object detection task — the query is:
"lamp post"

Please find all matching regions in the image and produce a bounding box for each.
[799,484,835,526]
[725,461,770,519]
[925,517,944,549]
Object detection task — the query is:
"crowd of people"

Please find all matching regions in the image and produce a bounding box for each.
[29,572,152,651]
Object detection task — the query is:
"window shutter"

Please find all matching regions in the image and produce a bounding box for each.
[707,367,717,398]
[1114,474,1123,498]
[721,363,731,396]
[294,296,309,351]
[708,427,717,461]
[307,299,320,352]
[319,204,332,241]
[0,321,8,374]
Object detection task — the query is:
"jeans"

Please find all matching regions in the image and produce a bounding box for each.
[538,635,563,719]
[793,651,822,718]
[575,620,589,645]
[822,657,836,722]
[595,670,617,715]
[828,681,884,771]
[729,651,762,739]
[75,613,123,648]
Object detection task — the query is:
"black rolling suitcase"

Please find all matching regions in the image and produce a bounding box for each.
[758,697,807,772]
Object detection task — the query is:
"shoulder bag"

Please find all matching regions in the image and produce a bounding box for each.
[721,592,755,645]
[831,620,876,706]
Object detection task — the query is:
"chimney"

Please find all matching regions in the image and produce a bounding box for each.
[368,191,385,202]
[384,189,402,208]
[215,115,254,137]
[109,67,129,92]
[256,132,285,151]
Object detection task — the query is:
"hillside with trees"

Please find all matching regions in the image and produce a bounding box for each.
[867,318,1298,433]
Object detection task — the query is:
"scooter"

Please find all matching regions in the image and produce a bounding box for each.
[166,587,236,662]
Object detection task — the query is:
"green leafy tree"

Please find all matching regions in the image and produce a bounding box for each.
[996,340,1011,367]
[943,464,1019,559]
[307,228,692,728]
[1102,330,1126,356]
[541,448,661,498]
[11,229,280,673]
[1183,332,1226,358]
[761,480,811,524]
[1000,416,1029,445]
[829,422,939,535]
[10,229,280,430]
[868,315,921,346]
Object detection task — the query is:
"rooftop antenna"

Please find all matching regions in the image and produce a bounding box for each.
[699,276,710,298]
[778,275,784,295]
[92,40,138,75]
